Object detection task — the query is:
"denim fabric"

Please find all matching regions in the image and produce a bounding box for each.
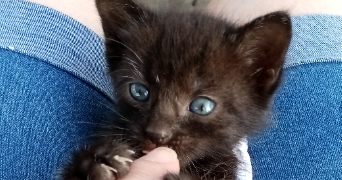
[284,15,342,68]
[0,0,342,180]
[0,0,113,99]
[0,0,115,179]
[249,15,342,180]
[249,63,342,180]
[0,49,115,179]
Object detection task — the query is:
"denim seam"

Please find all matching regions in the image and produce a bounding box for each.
[0,0,113,100]
[285,15,342,68]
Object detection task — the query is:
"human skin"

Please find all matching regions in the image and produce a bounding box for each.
[118,147,180,180]
[207,0,342,25]
[26,0,342,37]
[26,0,105,38]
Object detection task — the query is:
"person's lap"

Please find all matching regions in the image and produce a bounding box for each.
[0,1,114,179]
[248,15,342,179]
[249,63,342,179]
[1,0,341,179]
[0,49,114,179]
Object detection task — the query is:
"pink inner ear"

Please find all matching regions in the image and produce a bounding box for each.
[267,69,275,77]
[265,68,278,86]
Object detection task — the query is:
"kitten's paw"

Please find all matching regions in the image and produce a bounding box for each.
[62,142,135,180]
[88,150,134,180]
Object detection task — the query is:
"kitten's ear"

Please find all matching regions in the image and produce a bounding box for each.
[237,12,292,95]
[96,0,153,72]
[96,0,152,39]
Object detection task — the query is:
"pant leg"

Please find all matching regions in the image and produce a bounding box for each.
[0,1,115,179]
[249,15,342,180]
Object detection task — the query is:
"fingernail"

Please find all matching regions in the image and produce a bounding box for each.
[140,147,177,163]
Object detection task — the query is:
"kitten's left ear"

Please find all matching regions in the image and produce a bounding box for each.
[96,0,151,39]
[96,0,154,72]
[237,12,292,95]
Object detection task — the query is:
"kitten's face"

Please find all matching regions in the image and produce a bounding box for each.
[96,0,291,166]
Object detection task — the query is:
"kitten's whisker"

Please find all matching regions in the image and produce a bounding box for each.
[120,117,131,123]
[102,125,129,131]
[250,67,263,77]
[96,100,116,111]
[75,121,129,131]
[85,133,125,138]
[112,111,130,122]
[75,121,110,126]
[123,60,138,70]
[107,56,139,67]
[106,38,143,63]
[107,57,142,79]
[114,82,129,92]
[131,69,143,79]
[185,155,194,175]
[123,57,140,66]
[188,150,203,175]
[96,101,131,123]
[108,69,132,75]
[119,75,135,79]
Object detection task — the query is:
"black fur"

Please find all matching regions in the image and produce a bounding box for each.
[61,0,292,179]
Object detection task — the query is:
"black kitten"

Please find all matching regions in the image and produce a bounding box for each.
[62,0,291,179]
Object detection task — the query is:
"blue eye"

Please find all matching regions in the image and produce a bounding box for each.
[189,98,215,115]
[130,83,149,102]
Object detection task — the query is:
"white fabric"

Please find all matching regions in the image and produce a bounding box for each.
[233,138,253,180]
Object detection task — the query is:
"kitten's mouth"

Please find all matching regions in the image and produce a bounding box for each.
[142,140,170,154]
[142,136,188,154]
[142,141,157,154]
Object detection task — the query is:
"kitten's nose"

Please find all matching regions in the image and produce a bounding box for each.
[146,127,171,144]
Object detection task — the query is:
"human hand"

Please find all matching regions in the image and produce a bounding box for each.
[120,147,180,180]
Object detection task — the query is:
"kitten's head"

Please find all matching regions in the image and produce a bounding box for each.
[96,0,291,166]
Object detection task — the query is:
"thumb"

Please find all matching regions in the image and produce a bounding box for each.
[120,147,180,180]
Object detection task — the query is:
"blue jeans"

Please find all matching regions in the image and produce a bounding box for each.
[0,1,341,179]
[0,1,113,179]
[249,15,342,179]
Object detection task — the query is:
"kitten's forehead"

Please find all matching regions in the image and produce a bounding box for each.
[132,15,238,80]
[125,12,235,59]
[143,50,241,104]
[121,16,244,100]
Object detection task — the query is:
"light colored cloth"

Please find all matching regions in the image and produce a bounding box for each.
[234,138,253,180]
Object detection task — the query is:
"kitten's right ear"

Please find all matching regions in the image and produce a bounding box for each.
[96,0,152,39]
[236,11,292,96]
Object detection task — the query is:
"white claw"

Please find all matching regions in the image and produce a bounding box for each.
[100,163,118,173]
[114,155,133,164]
[127,150,135,154]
